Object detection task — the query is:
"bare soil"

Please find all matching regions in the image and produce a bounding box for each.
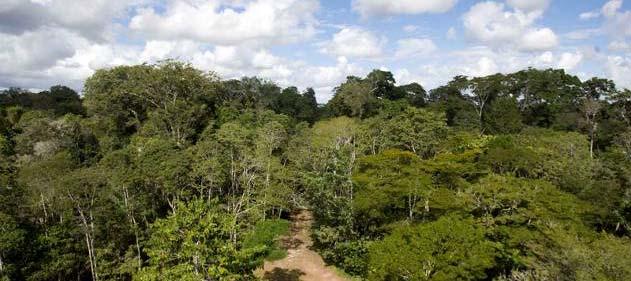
[255,210,348,281]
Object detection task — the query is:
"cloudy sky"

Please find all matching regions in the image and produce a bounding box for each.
[1,0,630,102]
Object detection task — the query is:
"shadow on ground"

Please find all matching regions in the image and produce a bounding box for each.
[262,268,306,281]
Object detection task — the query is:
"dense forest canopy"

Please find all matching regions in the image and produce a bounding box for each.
[1,60,631,281]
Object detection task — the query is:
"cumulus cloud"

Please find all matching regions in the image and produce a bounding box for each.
[506,0,550,12]
[0,0,629,103]
[600,0,631,39]
[133,41,363,102]
[393,69,419,85]
[140,40,202,63]
[320,27,384,58]
[0,38,140,90]
[519,28,558,51]
[352,0,458,17]
[606,55,631,89]
[129,0,319,46]
[557,52,584,70]
[0,0,146,88]
[0,27,78,71]
[394,38,437,58]
[294,56,364,101]
[0,0,137,41]
[463,1,558,52]
[393,47,589,91]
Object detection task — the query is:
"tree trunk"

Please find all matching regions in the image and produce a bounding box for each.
[72,193,98,281]
[85,232,97,281]
[590,133,594,159]
[123,187,143,270]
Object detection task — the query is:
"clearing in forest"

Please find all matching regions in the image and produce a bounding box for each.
[256,210,348,281]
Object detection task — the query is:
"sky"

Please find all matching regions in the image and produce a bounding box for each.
[1,0,630,102]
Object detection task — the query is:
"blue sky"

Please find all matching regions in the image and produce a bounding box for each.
[1,0,630,102]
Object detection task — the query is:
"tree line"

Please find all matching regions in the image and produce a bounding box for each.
[1,60,630,280]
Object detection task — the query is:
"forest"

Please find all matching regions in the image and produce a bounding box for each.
[1,60,631,281]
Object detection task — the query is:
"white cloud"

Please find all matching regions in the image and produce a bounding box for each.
[395,38,437,58]
[602,0,623,17]
[48,43,140,82]
[0,0,628,103]
[303,57,361,86]
[293,56,365,102]
[606,55,631,89]
[536,51,554,64]
[506,0,550,12]
[590,0,631,64]
[472,57,499,76]
[403,25,419,33]
[609,40,631,52]
[447,27,457,40]
[394,69,414,84]
[129,0,319,46]
[463,1,558,52]
[519,28,558,51]
[557,52,583,70]
[251,50,281,69]
[0,34,140,90]
[0,0,138,41]
[579,11,600,20]
[320,27,384,58]
[352,0,458,17]
[600,0,631,39]
[0,27,78,71]
[564,28,601,40]
[131,41,363,102]
[463,2,525,44]
[140,40,201,63]
[392,47,590,91]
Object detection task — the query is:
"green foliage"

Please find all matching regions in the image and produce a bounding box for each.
[360,107,448,157]
[481,128,593,193]
[485,96,523,134]
[523,225,631,280]
[135,199,264,281]
[28,221,87,281]
[84,61,218,147]
[329,76,379,118]
[0,86,84,117]
[464,175,588,226]
[428,82,479,130]
[368,215,497,281]
[397,82,427,107]
[4,62,631,281]
[354,150,433,229]
[313,232,369,276]
[0,212,26,280]
[270,87,319,123]
[242,219,290,261]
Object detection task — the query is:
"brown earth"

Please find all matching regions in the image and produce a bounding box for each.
[255,210,348,281]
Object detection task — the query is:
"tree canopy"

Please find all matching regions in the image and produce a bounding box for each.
[1,62,631,281]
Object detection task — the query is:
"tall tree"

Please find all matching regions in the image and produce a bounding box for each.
[580,78,616,158]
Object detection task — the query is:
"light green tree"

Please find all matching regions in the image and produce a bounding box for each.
[368,215,497,281]
[134,200,264,281]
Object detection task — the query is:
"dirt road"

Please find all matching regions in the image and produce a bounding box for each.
[256,210,348,281]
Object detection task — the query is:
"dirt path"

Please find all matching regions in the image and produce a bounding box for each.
[255,210,348,281]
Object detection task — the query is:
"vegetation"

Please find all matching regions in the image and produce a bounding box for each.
[1,61,631,280]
